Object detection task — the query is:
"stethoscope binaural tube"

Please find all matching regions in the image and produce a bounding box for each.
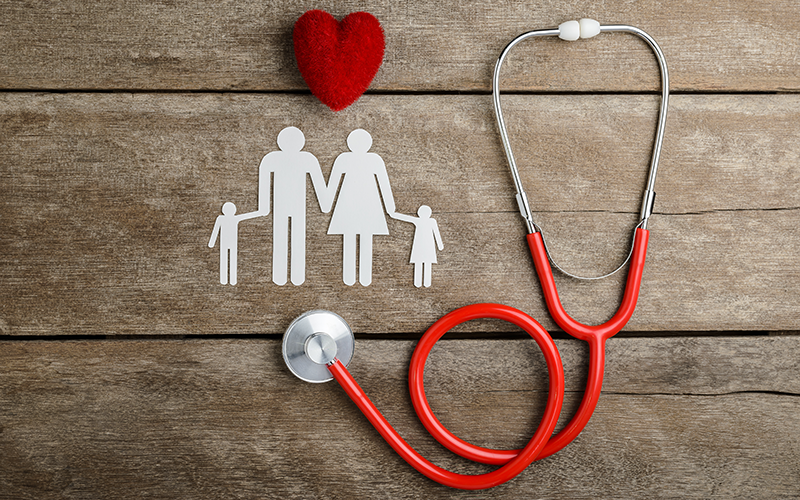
[488,19,667,460]
[493,22,669,238]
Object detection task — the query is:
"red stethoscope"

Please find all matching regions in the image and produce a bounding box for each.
[283,19,669,490]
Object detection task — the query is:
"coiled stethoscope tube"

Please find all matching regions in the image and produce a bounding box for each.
[283,20,669,490]
[284,304,564,490]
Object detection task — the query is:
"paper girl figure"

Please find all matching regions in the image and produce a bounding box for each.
[320,129,396,286]
[209,202,263,285]
[391,205,444,288]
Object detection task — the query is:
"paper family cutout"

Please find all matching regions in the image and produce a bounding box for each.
[208,127,443,287]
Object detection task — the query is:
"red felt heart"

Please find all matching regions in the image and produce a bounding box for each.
[293,10,385,112]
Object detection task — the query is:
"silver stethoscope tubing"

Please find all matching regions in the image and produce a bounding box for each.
[493,23,669,279]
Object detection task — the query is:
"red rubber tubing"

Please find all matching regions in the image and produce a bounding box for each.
[528,227,650,343]
[409,229,650,465]
[325,231,649,488]
[529,227,650,458]
[327,303,565,490]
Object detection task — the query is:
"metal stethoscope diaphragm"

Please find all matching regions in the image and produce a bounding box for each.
[283,310,355,383]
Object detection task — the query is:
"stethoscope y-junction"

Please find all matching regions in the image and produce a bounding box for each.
[282,19,670,490]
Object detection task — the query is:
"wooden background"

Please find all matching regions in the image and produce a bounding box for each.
[1,1,798,498]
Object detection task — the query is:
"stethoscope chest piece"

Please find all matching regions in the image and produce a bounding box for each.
[283,310,355,383]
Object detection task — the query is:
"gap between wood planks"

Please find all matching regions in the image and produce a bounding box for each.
[0,87,798,95]
[0,331,792,342]
[427,206,800,216]
[602,389,800,398]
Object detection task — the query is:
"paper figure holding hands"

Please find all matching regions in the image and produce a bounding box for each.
[392,205,444,287]
[209,202,263,285]
[322,129,396,286]
[207,126,445,289]
[259,126,329,285]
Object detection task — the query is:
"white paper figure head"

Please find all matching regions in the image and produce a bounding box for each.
[347,129,372,153]
[222,202,237,215]
[277,126,305,152]
[417,205,432,218]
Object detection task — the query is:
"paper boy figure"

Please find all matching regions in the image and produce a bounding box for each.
[209,202,262,285]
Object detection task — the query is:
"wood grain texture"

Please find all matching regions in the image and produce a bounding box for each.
[3,1,799,498]
[1,337,798,499]
[1,1,799,93]
[1,93,799,335]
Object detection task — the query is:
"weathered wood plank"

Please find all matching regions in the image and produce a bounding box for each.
[2,93,797,217]
[1,1,799,93]
[1,93,799,335]
[2,208,798,335]
[1,338,798,498]
[3,3,796,500]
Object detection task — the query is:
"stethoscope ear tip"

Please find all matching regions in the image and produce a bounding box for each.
[282,310,355,383]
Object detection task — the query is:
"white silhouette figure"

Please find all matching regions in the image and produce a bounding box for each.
[209,202,262,285]
[391,205,444,287]
[259,126,329,285]
[322,129,396,286]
